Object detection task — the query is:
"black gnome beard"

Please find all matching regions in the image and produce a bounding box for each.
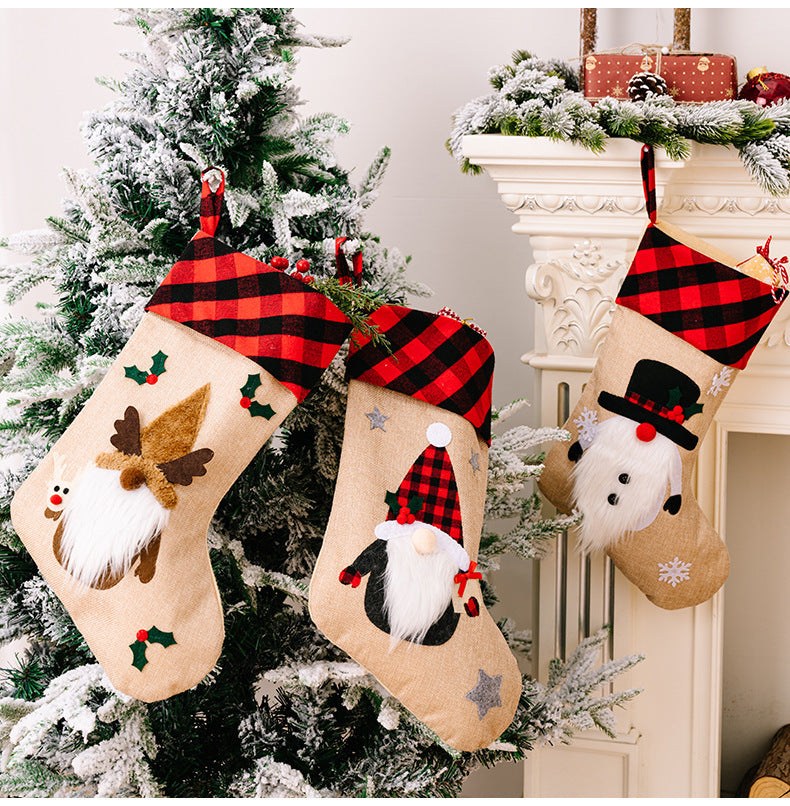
[57,464,169,589]
[572,415,681,553]
[382,535,458,646]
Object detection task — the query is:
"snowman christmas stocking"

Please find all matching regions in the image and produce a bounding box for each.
[11,170,351,700]
[309,305,521,752]
[538,146,788,609]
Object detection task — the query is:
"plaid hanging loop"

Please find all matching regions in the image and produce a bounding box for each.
[335,237,364,286]
[200,168,225,236]
[641,144,657,224]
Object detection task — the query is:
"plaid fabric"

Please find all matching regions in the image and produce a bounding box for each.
[641,145,656,224]
[200,169,225,236]
[626,391,677,421]
[338,566,361,588]
[387,445,463,543]
[347,306,494,443]
[617,225,787,369]
[146,232,351,402]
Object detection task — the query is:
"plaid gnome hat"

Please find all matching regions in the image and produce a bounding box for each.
[619,146,788,369]
[146,168,352,402]
[374,422,470,572]
[346,304,494,443]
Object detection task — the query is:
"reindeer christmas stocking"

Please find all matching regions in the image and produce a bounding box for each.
[11,170,350,701]
[538,146,788,610]
[309,305,521,752]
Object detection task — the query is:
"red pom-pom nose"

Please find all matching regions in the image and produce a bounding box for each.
[50,494,62,506]
[636,422,657,442]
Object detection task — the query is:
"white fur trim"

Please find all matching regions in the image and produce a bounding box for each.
[374,519,470,571]
[426,422,451,448]
[59,465,169,589]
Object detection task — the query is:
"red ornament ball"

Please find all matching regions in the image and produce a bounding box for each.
[296,259,310,272]
[146,374,158,385]
[636,422,657,442]
[738,67,790,107]
[240,396,252,409]
[271,256,289,270]
[136,629,149,642]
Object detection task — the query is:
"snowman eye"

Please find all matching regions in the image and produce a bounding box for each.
[618,473,630,484]
[53,485,59,492]
[607,493,619,506]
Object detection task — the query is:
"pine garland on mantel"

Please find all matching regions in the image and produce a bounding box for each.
[449,50,790,196]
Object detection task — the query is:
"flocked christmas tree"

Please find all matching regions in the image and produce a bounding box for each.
[0,9,641,797]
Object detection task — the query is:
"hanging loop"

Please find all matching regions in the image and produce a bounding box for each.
[640,145,657,224]
[200,167,225,236]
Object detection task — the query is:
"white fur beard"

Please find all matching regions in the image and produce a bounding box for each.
[383,537,457,646]
[571,415,678,553]
[59,465,170,588]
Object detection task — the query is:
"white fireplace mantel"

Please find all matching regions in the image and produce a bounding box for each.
[463,134,790,798]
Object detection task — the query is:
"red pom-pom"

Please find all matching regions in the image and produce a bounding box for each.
[636,422,656,442]
[271,256,289,269]
[146,374,158,385]
[50,494,62,506]
[296,259,310,272]
[136,629,148,642]
[240,396,252,409]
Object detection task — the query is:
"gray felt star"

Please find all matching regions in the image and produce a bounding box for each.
[365,406,389,431]
[465,669,503,720]
[469,450,480,474]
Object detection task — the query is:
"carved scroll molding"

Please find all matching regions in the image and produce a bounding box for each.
[526,239,627,357]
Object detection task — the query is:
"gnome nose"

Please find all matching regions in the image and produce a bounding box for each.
[120,467,147,491]
[412,527,437,555]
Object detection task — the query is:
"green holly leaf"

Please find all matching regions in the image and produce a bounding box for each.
[407,496,424,515]
[385,490,400,514]
[124,365,148,385]
[248,401,275,419]
[149,351,168,376]
[684,402,704,419]
[130,640,148,671]
[240,373,262,398]
[147,626,176,648]
[667,387,683,408]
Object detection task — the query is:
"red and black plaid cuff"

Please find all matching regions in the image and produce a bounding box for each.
[617,225,787,369]
[339,566,361,587]
[146,233,351,402]
[347,306,494,443]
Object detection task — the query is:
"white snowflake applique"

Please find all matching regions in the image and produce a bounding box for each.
[658,557,691,588]
[573,407,599,449]
[707,367,734,397]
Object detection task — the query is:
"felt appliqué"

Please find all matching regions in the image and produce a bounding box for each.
[124,351,168,385]
[130,626,177,671]
[239,374,275,419]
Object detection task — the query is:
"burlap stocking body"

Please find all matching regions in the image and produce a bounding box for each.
[11,171,350,700]
[309,305,521,752]
[538,147,787,610]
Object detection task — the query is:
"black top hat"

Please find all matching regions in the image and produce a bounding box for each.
[597,359,702,451]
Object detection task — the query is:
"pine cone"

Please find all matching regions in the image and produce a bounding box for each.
[627,71,669,101]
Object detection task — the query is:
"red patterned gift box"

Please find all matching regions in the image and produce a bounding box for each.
[584,50,737,104]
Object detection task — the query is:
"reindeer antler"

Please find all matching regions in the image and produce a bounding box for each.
[110,407,142,456]
[157,448,214,486]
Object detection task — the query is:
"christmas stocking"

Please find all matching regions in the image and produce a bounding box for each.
[11,170,351,700]
[538,146,788,609]
[309,305,521,752]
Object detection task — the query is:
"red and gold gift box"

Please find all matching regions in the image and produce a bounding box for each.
[584,50,738,104]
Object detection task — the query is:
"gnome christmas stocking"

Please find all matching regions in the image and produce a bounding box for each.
[11,170,350,700]
[309,305,521,752]
[538,146,788,610]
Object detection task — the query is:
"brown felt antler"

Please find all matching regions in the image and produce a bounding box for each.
[110,407,142,456]
[157,448,214,486]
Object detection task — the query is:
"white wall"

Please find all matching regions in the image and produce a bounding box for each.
[4,7,790,798]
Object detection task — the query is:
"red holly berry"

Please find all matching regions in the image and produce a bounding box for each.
[636,422,657,442]
[292,271,304,281]
[240,396,252,409]
[296,259,310,272]
[136,629,148,642]
[146,374,158,385]
[304,275,314,283]
[271,256,289,270]
[407,514,416,524]
[50,494,62,506]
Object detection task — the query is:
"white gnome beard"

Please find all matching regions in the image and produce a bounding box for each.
[59,465,170,588]
[572,414,680,553]
[383,535,458,646]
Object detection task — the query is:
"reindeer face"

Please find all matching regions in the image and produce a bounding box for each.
[44,454,77,520]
